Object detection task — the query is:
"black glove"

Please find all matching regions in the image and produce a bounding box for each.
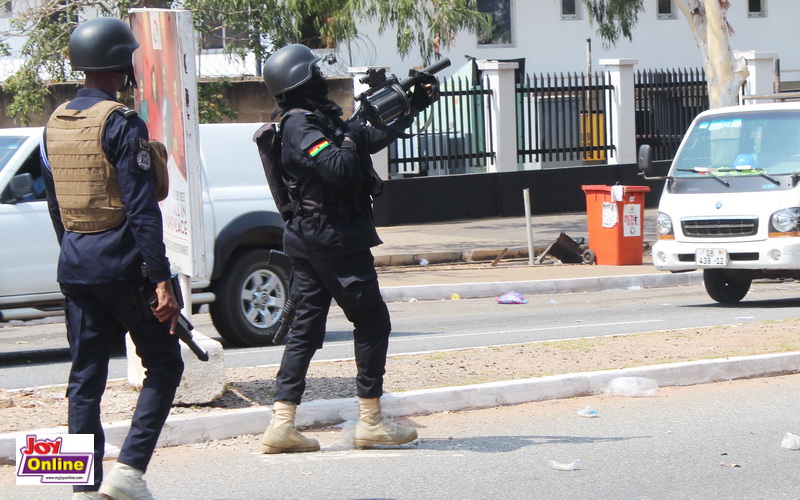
[344,119,368,147]
[409,76,439,113]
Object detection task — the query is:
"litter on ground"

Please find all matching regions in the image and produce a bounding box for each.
[496,291,526,304]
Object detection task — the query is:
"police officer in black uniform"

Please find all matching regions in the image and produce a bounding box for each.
[258,44,438,453]
[40,17,182,500]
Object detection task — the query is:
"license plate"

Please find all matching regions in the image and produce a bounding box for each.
[695,248,728,267]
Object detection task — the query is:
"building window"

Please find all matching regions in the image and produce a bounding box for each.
[748,0,766,18]
[657,0,676,19]
[477,0,513,46]
[561,0,580,20]
[200,19,247,51]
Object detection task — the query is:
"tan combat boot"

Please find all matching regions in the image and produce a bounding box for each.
[353,397,417,448]
[260,401,320,454]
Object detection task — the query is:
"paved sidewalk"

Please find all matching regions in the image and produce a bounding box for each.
[372,209,703,300]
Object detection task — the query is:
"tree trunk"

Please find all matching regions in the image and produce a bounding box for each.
[676,0,748,108]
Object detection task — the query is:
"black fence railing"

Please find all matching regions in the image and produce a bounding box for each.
[635,68,709,161]
[516,72,615,167]
[388,76,494,178]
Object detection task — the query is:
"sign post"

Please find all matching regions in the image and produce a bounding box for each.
[130,9,205,291]
[128,10,223,404]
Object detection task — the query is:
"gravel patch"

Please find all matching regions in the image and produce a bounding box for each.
[2,319,799,434]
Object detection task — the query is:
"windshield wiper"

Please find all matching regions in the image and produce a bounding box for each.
[717,167,781,185]
[676,167,730,187]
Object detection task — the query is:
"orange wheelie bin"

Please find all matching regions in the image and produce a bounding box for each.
[581,185,650,265]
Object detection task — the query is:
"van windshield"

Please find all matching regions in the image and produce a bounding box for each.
[0,136,29,173]
[672,110,800,178]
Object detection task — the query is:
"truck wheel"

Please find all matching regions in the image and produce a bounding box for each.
[703,269,751,304]
[209,249,289,347]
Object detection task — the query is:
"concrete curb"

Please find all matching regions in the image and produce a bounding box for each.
[374,248,533,267]
[2,350,798,464]
[380,271,704,302]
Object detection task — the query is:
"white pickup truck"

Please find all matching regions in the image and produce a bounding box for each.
[0,123,289,347]
[639,99,800,303]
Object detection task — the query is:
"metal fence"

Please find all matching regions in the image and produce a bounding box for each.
[388,76,494,178]
[516,72,615,168]
[635,68,708,161]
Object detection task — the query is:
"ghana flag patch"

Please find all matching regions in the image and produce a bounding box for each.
[306,139,331,157]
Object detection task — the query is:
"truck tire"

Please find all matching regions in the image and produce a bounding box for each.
[209,249,289,347]
[703,269,751,304]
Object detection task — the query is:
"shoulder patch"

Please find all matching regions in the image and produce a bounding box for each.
[306,139,331,158]
[135,138,151,171]
[115,106,139,119]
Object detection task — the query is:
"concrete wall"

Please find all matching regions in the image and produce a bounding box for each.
[199,76,356,124]
[0,83,81,128]
[0,76,355,128]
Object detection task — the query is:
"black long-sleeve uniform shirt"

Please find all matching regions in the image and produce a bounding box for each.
[279,110,407,259]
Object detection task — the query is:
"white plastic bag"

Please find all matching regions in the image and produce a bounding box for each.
[548,459,581,471]
[606,377,659,397]
[577,406,599,418]
[781,432,800,450]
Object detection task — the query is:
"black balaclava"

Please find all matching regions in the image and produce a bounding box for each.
[277,65,343,120]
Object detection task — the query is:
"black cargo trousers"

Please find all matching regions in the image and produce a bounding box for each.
[274,249,391,404]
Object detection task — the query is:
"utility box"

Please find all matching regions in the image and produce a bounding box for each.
[581,185,650,265]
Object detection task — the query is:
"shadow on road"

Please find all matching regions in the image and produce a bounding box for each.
[418,434,646,453]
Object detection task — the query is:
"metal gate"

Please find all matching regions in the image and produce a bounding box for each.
[517,72,615,168]
[388,76,494,178]
[635,68,709,161]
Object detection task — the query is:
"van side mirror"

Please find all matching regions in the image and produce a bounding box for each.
[638,144,653,174]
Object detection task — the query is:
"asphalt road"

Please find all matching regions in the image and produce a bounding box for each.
[3,280,800,390]
[4,374,800,499]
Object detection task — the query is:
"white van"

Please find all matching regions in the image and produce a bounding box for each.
[639,100,800,303]
[0,123,288,347]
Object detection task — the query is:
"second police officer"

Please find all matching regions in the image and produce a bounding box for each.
[259,44,439,453]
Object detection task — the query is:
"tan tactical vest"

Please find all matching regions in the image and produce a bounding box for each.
[46,100,127,233]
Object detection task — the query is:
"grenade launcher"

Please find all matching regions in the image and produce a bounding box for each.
[354,58,451,127]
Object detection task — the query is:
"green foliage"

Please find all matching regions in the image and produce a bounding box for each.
[182,0,489,64]
[198,78,239,123]
[353,0,490,64]
[583,0,645,48]
[2,0,130,123]
[1,0,488,121]
[3,67,50,125]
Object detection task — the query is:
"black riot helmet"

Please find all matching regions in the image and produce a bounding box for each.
[262,44,322,97]
[68,17,140,80]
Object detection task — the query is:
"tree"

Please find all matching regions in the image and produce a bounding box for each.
[0,0,489,124]
[583,0,748,108]
[183,0,489,70]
